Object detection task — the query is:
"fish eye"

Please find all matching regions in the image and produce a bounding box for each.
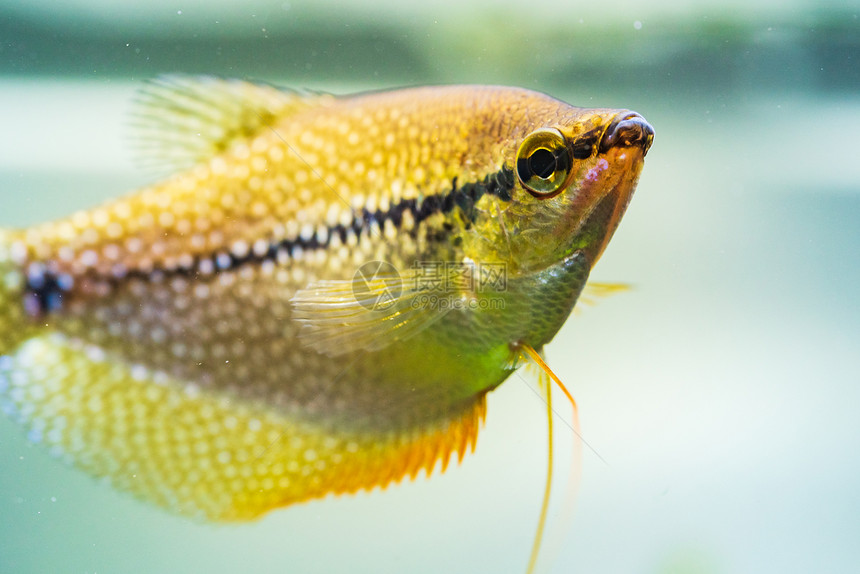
[515,128,573,199]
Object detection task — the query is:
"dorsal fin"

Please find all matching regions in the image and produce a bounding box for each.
[129,75,333,172]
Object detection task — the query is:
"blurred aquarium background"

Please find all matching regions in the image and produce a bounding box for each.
[1,1,858,572]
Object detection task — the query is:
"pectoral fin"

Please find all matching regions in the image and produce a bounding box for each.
[575,282,631,311]
[291,265,470,356]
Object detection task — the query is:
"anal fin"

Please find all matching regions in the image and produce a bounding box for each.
[0,333,487,521]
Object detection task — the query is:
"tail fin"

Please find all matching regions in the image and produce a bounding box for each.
[0,229,39,355]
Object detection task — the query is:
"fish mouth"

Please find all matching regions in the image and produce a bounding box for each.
[582,112,653,265]
[598,112,654,156]
[598,111,654,157]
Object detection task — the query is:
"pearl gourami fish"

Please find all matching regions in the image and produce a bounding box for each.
[0,78,652,537]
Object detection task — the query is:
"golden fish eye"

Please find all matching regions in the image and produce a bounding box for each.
[515,128,573,199]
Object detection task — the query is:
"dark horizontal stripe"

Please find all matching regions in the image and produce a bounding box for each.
[23,167,515,316]
[570,128,601,160]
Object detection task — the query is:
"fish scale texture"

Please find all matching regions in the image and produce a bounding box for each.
[0,79,650,519]
[0,333,486,520]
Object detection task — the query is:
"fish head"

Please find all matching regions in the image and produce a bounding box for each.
[493,106,654,274]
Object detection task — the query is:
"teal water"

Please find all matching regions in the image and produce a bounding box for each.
[1,3,859,573]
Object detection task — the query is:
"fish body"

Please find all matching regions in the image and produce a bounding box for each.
[0,78,652,520]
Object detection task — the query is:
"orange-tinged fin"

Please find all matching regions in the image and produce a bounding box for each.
[527,348,554,574]
[575,281,631,312]
[129,75,334,173]
[0,331,488,521]
[520,344,581,574]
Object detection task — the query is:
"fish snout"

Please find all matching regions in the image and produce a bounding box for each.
[598,112,654,156]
